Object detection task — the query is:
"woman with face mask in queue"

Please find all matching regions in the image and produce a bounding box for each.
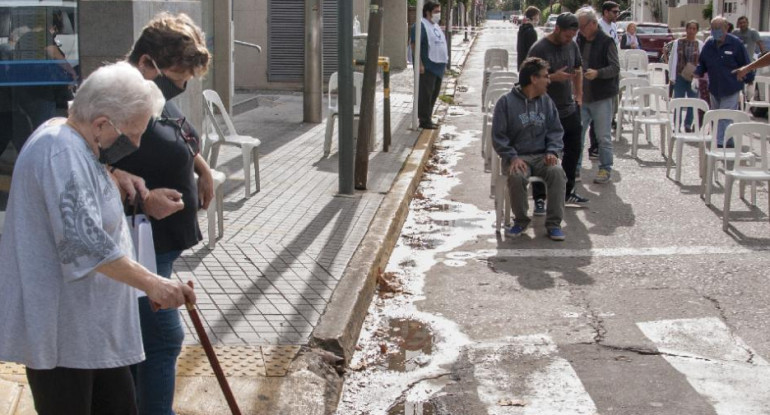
[109,12,213,415]
[410,1,449,130]
[0,61,196,415]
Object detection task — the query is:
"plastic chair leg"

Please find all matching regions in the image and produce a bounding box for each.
[216,189,224,239]
[207,200,217,249]
[209,145,221,169]
[723,175,734,231]
[242,149,252,198]
[253,148,260,193]
[665,137,675,178]
[675,140,685,183]
[631,121,639,158]
[704,157,715,205]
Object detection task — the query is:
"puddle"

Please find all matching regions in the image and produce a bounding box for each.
[387,400,437,415]
[383,319,434,372]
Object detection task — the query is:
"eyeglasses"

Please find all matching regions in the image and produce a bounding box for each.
[158,116,200,157]
[610,9,620,13]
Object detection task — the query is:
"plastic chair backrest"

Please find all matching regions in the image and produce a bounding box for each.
[488,71,518,80]
[624,50,648,71]
[633,86,669,115]
[702,109,750,153]
[484,48,509,70]
[485,87,510,111]
[724,122,770,168]
[488,78,516,90]
[647,63,669,86]
[327,71,364,115]
[619,78,650,104]
[669,98,709,134]
[619,70,638,79]
[749,75,770,104]
[203,89,238,137]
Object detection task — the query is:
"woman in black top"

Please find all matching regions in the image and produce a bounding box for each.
[111,12,213,415]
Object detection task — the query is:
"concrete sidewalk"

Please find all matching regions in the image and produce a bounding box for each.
[0,31,478,415]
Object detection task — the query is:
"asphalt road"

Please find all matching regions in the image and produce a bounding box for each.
[337,21,770,415]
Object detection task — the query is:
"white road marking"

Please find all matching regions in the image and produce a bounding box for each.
[469,335,598,415]
[638,317,770,414]
[464,245,770,259]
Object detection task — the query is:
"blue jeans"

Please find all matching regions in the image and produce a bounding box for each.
[579,98,614,172]
[132,250,184,415]
[710,91,741,147]
[673,75,698,127]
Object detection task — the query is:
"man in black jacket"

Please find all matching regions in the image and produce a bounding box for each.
[517,7,541,70]
[576,7,619,184]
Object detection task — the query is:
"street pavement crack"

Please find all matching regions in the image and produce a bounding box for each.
[583,342,715,362]
[386,372,452,412]
[700,293,756,364]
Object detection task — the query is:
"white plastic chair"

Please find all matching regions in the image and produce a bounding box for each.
[482,49,509,105]
[631,86,670,159]
[721,122,770,231]
[619,70,638,79]
[623,49,649,72]
[202,89,262,198]
[647,63,670,90]
[493,154,544,233]
[616,77,650,141]
[483,87,511,173]
[745,76,770,116]
[193,169,226,249]
[325,71,369,157]
[702,110,752,205]
[666,98,710,182]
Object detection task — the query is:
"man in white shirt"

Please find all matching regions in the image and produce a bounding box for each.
[598,1,620,46]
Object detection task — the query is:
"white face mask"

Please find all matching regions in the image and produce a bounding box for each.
[431,13,441,24]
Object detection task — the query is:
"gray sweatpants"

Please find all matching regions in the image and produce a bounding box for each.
[507,154,567,230]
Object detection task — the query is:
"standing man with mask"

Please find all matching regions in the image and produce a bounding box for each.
[577,7,619,184]
[411,1,448,130]
[527,13,589,212]
[733,16,766,59]
[694,16,753,147]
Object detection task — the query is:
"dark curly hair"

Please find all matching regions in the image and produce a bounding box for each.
[126,12,210,76]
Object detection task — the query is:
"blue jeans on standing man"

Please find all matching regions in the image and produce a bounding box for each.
[132,249,184,415]
[710,91,741,147]
[673,75,698,128]
[580,97,614,173]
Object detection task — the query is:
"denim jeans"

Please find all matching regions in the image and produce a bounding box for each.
[579,98,614,172]
[673,75,698,128]
[132,249,184,415]
[710,91,741,146]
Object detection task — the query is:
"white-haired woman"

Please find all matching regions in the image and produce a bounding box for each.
[0,61,196,415]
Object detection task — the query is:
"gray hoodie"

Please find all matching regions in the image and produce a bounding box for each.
[492,85,564,165]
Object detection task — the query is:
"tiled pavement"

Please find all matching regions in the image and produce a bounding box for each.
[177,34,477,346]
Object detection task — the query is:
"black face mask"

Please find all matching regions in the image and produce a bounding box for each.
[99,133,138,164]
[153,73,186,100]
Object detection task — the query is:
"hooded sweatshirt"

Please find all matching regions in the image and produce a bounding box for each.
[517,23,538,69]
[492,85,564,166]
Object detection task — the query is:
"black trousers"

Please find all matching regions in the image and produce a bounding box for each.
[418,70,443,125]
[26,366,138,415]
[533,110,582,200]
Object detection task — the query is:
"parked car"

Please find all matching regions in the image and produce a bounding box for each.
[543,14,558,33]
[512,14,521,25]
[617,22,674,62]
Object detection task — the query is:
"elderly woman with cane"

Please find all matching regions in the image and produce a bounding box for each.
[0,61,196,415]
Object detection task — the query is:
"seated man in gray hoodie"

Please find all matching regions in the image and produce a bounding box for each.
[492,57,567,241]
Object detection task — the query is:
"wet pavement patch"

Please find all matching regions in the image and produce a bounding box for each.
[381,319,434,372]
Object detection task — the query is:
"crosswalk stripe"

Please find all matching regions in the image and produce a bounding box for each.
[638,317,770,414]
[468,335,598,414]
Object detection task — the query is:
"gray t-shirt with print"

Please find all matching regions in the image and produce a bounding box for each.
[528,37,583,118]
[0,121,144,370]
[733,28,761,58]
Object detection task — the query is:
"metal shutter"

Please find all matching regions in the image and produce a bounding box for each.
[267,0,338,83]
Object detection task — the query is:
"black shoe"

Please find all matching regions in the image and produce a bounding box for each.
[533,199,546,216]
[420,122,439,130]
[588,148,599,160]
[566,192,589,207]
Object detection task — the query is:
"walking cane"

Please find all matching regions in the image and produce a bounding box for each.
[185,281,243,415]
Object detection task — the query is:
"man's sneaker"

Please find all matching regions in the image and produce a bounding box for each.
[588,148,599,160]
[594,169,611,184]
[506,223,527,237]
[547,228,566,241]
[566,192,590,206]
[533,199,546,216]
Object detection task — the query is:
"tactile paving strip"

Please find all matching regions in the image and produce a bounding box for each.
[177,346,265,377]
[0,362,25,376]
[261,345,301,377]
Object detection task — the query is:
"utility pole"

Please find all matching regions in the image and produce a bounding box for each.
[338,0,354,194]
[355,0,384,190]
[304,0,323,123]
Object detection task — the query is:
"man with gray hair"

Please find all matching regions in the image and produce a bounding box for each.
[694,16,753,147]
[576,7,619,184]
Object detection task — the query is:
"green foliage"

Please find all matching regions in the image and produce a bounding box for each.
[542,3,562,21]
[703,0,713,20]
